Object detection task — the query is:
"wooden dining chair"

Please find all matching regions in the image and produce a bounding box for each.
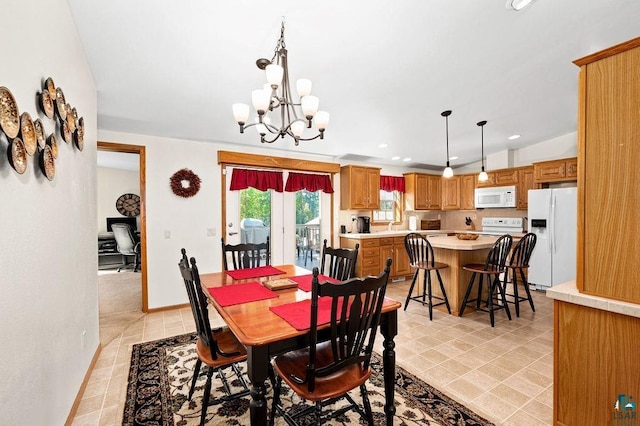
[403,232,451,320]
[503,233,537,317]
[269,258,392,426]
[221,236,270,270]
[304,226,321,266]
[178,249,249,426]
[319,239,359,280]
[459,234,513,327]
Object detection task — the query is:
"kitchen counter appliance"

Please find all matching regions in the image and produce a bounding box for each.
[475,185,517,208]
[356,216,370,233]
[421,219,441,230]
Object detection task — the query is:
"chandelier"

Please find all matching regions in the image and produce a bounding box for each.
[232,20,329,146]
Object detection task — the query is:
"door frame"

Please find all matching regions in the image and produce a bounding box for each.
[98,141,148,312]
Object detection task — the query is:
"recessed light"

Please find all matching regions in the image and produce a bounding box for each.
[449,156,458,161]
[378,143,388,148]
[391,156,400,160]
[402,157,411,162]
[506,0,534,11]
[508,134,521,140]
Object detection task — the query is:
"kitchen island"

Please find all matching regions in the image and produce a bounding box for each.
[341,232,501,315]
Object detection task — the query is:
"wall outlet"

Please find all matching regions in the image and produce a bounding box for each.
[351,215,356,222]
[164,230,171,239]
[207,228,216,237]
[472,214,477,220]
[81,330,86,350]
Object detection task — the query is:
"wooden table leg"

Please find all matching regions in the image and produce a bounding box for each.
[246,345,269,426]
[379,309,397,425]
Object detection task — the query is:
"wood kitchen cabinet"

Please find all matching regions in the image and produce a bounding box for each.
[516,166,535,210]
[340,165,380,210]
[441,176,460,210]
[533,157,578,184]
[495,169,519,186]
[575,37,640,303]
[474,171,496,187]
[460,174,476,210]
[403,173,441,210]
[380,236,411,278]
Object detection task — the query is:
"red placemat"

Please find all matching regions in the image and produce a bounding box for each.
[208,282,279,307]
[270,297,344,331]
[225,265,285,280]
[290,274,340,292]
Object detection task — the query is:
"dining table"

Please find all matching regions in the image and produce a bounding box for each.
[199,264,402,426]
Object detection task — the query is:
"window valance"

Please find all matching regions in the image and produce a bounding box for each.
[285,172,334,193]
[230,168,284,192]
[380,175,405,193]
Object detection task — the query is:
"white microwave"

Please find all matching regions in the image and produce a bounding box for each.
[474,185,517,208]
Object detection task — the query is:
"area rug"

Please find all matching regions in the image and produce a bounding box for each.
[123,333,494,425]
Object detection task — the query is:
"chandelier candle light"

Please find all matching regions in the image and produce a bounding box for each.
[232,20,329,146]
[477,120,489,182]
[441,110,453,178]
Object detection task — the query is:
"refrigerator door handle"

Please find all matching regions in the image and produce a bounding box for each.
[547,196,553,253]
[551,194,556,254]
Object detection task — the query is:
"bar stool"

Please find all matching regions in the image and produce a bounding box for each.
[503,233,537,317]
[459,234,513,327]
[404,233,451,320]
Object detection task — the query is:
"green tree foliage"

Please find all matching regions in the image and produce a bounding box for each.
[239,188,320,226]
[296,190,319,224]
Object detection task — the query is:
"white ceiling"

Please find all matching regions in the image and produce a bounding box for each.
[69,0,639,170]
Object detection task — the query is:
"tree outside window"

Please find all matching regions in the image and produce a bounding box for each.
[372,190,402,224]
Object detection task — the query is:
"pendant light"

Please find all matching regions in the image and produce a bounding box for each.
[477,120,489,182]
[441,110,453,178]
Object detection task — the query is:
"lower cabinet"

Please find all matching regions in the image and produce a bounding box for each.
[340,236,411,279]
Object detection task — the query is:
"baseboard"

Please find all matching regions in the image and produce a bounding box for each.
[146,302,190,313]
[65,343,102,425]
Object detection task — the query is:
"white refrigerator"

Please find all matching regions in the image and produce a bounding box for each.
[527,188,577,290]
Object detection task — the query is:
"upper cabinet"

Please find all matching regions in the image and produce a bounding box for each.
[475,172,496,187]
[340,165,380,210]
[495,169,519,186]
[516,166,536,210]
[403,173,441,210]
[533,157,578,184]
[574,38,640,304]
[441,176,460,210]
[460,174,476,210]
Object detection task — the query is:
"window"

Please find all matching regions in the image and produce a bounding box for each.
[372,190,402,224]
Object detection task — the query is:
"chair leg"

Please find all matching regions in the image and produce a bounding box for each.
[360,384,374,425]
[426,270,434,321]
[511,269,520,317]
[521,268,536,312]
[200,368,214,426]
[497,276,512,321]
[404,270,419,311]
[269,376,282,426]
[459,272,476,317]
[487,276,495,327]
[189,359,202,400]
[315,401,323,426]
[436,270,451,314]
[475,274,484,310]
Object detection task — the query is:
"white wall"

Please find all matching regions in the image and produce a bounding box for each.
[97,166,140,233]
[0,0,98,424]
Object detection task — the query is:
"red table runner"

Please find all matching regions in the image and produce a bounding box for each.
[208,282,279,307]
[289,274,340,292]
[225,265,285,280]
[270,297,344,331]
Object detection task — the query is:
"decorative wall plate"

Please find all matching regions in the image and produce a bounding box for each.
[55,87,67,121]
[0,86,20,139]
[39,90,55,119]
[20,112,37,156]
[8,137,27,174]
[44,77,56,100]
[47,134,58,158]
[66,104,76,132]
[40,144,55,181]
[72,107,78,121]
[74,117,84,150]
[33,118,46,150]
[61,119,71,143]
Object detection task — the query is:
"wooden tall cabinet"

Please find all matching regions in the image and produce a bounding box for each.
[340,165,380,210]
[575,38,640,303]
[403,173,441,210]
[516,166,535,210]
[441,176,460,210]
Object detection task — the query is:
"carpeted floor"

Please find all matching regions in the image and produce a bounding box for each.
[123,333,494,425]
[98,270,144,346]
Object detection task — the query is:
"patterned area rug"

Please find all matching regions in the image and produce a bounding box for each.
[123,333,494,425]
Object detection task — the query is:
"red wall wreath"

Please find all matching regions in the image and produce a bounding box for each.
[170,168,201,198]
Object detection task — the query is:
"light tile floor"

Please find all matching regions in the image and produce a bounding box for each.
[71,279,553,425]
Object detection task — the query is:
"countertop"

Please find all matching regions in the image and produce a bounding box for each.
[340,233,501,250]
[340,229,525,239]
[546,280,640,319]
